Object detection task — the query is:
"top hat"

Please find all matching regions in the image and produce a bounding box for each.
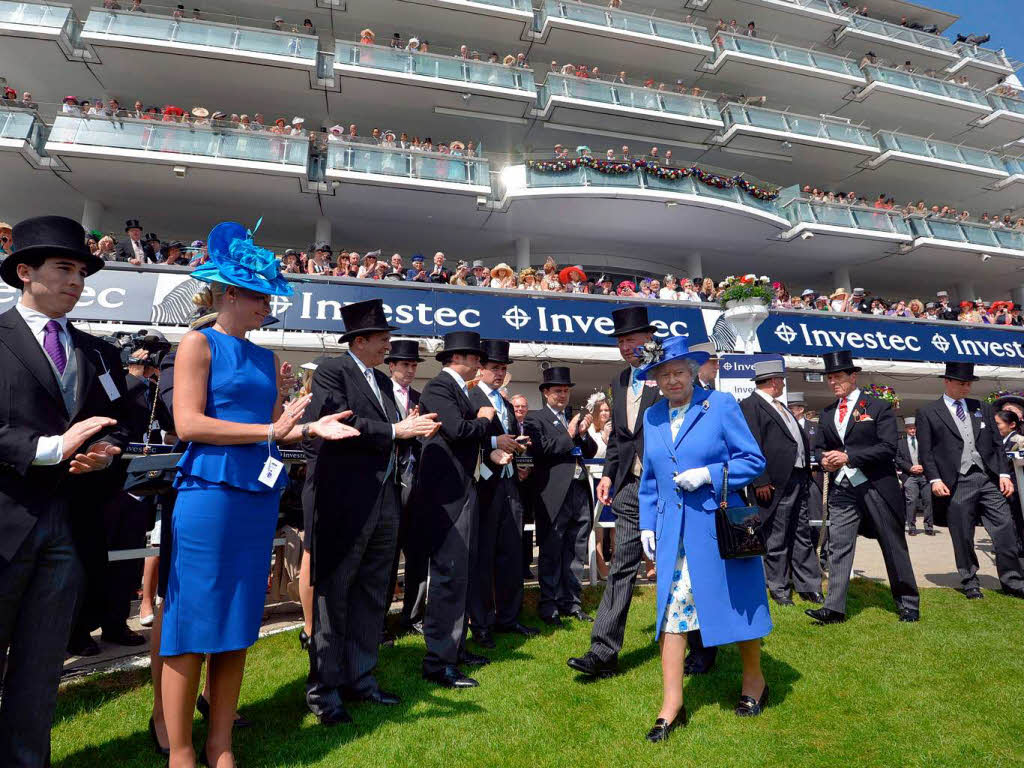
[943,361,978,382]
[821,350,861,374]
[145,232,160,243]
[480,339,513,365]
[338,299,398,344]
[539,366,574,390]
[1,215,103,289]
[436,331,483,362]
[312,240,331,254]
[125,218,143,232]
[993,393,1024,412]
[903,416,915,425]
[751,359,785,382]
[384,339,423,363]
[788,391,806,405]
[607,305,657,337]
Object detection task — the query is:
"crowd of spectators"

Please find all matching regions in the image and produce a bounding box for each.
[1,84,37,110]
[98,0,318,34]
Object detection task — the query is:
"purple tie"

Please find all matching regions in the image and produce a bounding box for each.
[43,320,67,375]
[955,400,966,422]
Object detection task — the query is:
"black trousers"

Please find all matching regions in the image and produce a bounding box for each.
[763,469,821,598]
[386,470,428,631]
[537,479,591,619]
[903,475,933,530]
[469,474,524,630]
[946,469,1024,592]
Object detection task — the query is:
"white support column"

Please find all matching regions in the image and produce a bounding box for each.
[683,254,702,280]
[831,267,851,293]
[314,216,331,247]
[514,237,531,270]
[956,281,976,302]
[1012,286,1024,307]
[81,198,104,233]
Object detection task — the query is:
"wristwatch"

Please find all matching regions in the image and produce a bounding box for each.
[301,423,312,440]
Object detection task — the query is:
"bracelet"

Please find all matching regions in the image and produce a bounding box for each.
[268,423,275,445]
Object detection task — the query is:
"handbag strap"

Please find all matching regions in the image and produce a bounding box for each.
[142,380,159,454]
[720,464,728,510]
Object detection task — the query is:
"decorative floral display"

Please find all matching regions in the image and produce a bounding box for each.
[525,156,780,202]
[717,274,774,308]
[985,389,1024,406]
[867,384,900,410]
[635,340,664,368]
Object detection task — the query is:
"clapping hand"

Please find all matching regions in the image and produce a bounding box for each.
[311,410,360,441]
[69,441,121,474]
[62,416,118,460]
[489,449,514,466]
[395,412,442,439]
[273,394,311,440]
[496,434,525,454]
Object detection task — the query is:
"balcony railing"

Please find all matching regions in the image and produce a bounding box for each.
[721,104,878,147]
[47,115,310,166]
[988,94,1024,118]
[541,73,721,121]
[0,0,70,28]
[954,43,1015,70]
[712,32,863,79]
[326,143,490,187]
[780,0,845,15]
[780,196,912,235]
[862,65,989,107]
[907,216,1024,251]
[539,0,712,49]
[876,130,1007,173]
[844,13,956,55]
[0,106,48,156]
[334,41,535,92]
[81,9,317,60]
[448,0,531,9]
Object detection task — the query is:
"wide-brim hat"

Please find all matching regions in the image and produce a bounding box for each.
[480,339,513,365]
[490,262,514,279]
[993,393,1024,412]
[339,298,398,343]
[519,267,536,280]
[559,265,587,284]
[821,350,861,374]
[1,215,103,289]
[607,304,656,337]
[943,361,978,382]
[751,359,785,382]
[450,140,465,151]
[192,221,293,297]
[539,366,574,390]
[829,289,848,300]
[436,330,482,361]
[385,339,424,363]
[635,336,709,381]
[191,106,209,118]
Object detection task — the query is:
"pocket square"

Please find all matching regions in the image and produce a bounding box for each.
[858,414,873,422]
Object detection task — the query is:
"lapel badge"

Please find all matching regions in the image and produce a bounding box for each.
[702,399,710,411]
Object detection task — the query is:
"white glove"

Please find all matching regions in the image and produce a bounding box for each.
[640,530,656,561]
[674,466,712,491]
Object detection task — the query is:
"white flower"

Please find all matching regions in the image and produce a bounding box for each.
[744,273,756,281]
[635,340,664,368]
[759,275,770,283]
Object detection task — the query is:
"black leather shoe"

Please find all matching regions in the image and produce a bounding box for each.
[380,630,396,648]
[459,650,490,667]
[472,629,496,649]
[299,629,311,651]
[101,627,147,647]
[567,651,618,678]
[494,621,540,637]
[735,685,769,717]
[964,588,984,600]
[798,592,825,604]
[566,608,594,622]
[908,527,919,536]
[683,648,717,676]
[925,528,936,536]
[67,636,101,657]
[424,665,479,688]
[899,608,920,622]
[646,708,688,742]
[805,607,846,624]
[541,615,563,627]
[148,716,170,756]
[1001,587,1024,600]
[318,706,354,726]
[770,593,794,606]
[196,695,252,728]
[343,688,400,706]
[401,620,424,636]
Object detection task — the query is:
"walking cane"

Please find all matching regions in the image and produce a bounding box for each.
[817,470,830,554]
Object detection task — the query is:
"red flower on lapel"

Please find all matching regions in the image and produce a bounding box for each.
[858,399,867,409]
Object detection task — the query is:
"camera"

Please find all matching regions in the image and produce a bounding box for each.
[103,329,171,369]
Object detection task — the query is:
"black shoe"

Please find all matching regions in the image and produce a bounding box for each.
[908,528,918,536]
[567,651,618,678]
[566,608,594,623]
[646,708,688,742]
[472,629,496,649]
[805,607,846,624]
[423,665,479,688]
[101,627,147,647]
[317,706,354,726]
[380,630,396,648]
[401,620,424,636]
[196,695,251,728]
[735,685,769,717]
[342,687,400,706]
[798,592,825,604]
[148,716,170,757]
[683,648,717,676]
[964,588,984,600]
[770,593,794,606]
[925,528,936,536]
[68,636,101,657]
[494,621,540,637]
[299,629,311,651]
[541,614,563,627]
[1002,587,1024,600]
[899,608,920,622]
[459,650,490,667]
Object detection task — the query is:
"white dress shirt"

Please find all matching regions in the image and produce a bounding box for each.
[832,388,867,486]
[16,302,71,465]
[755,388,806,467]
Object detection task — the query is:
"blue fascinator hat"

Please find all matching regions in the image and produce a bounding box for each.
[191,219,293,296]
[635,336,709,381]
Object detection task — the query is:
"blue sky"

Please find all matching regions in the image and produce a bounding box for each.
[926,0,1024,63]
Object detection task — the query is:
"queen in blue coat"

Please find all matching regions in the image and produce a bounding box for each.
[636,336,771,743]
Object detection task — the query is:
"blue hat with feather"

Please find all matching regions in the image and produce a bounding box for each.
[635,336,709,381]
[191,219,293,296]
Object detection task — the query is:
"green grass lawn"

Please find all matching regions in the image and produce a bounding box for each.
[53,580,1024,768]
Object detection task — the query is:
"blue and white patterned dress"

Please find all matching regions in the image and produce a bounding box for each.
[662,404,700,634]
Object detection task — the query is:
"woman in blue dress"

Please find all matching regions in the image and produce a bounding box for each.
[161,220,359,768]
[635,336,771,742]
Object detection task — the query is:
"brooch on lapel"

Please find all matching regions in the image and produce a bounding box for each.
[644,380,658,388]
[702,399,711,412]
[973,409,983,419]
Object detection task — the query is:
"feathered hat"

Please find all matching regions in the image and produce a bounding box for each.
[191,219,292,296]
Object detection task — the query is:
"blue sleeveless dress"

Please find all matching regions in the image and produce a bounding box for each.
[160,328,287,656]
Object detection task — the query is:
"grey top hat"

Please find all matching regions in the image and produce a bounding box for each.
[903,416,916,425]
[788,391,805,405]
[751,359,785,382]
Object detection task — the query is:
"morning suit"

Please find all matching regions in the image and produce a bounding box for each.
[304,352,403,714]
[740,391,821,599]
[113,237,155,264]
[799,418,826,558]
[814,391,919,614]
[0,306,129,768]
[896,433,933,531]
[638,389,771,643]
[915,397,1023,592]
[524,406,598,620]
[414,369,491,674]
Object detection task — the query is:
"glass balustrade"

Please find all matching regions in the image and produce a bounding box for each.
[543,74,720,121]
[781,199,911,235]
[326,143,490,187]
[47,116,309,165]
[721,104,878,147]
[1003,156,1024,176]
[0,108,38,141]
[82,10,316,60]
[453,0,531,9]
[876,130,1006,171]
[540,0,712,48]
[0,0,70,28]
[845,14,956,54]
[907,217,1024,251]
[712,33,863,78]
[335,41,535,92]
[988,94,1024,117]
[955,44,1013,69]
[863,66,989,106]
[787,0,844,15]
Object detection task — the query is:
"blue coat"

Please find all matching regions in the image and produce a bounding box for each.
[638,387,772,645]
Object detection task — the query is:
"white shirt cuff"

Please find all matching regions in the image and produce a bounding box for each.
[929,479,941,484]
[999,473,1010,479]
[391,425,396,440]
[33,435,64,466]
[491,436,498,450]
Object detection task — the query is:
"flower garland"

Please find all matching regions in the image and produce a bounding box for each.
[718,274,774,308]
[985,389,1024,406]
[867,383,900,410]
[635,340,664,368]
[525,156,779,202]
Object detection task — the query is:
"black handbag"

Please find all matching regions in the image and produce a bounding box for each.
[714,465,767,560]
[124,385,181,496]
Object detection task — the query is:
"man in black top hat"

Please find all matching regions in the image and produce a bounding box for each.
[114,218,154,264]
[466,340,536,648]
[0,215,131,767]
[415,331,497,688]
[525,366,598,626]
[915,362,1024,600]
[807,350,920,624]
[303,299,440,725]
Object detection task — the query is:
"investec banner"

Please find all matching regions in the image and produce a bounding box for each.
[759,312,1024,368]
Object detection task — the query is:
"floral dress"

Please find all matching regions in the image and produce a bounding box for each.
[662,404,700,634]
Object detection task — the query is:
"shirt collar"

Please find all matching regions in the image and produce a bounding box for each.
[942,393,963,408]
[347,350,372,377]
[16,302,69,337]
[392,378,408,392]
[547,403,566,419]
[754,389,777,405]
[442,366,468,391]
[845,388,861,404]
[478,381,499,399]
